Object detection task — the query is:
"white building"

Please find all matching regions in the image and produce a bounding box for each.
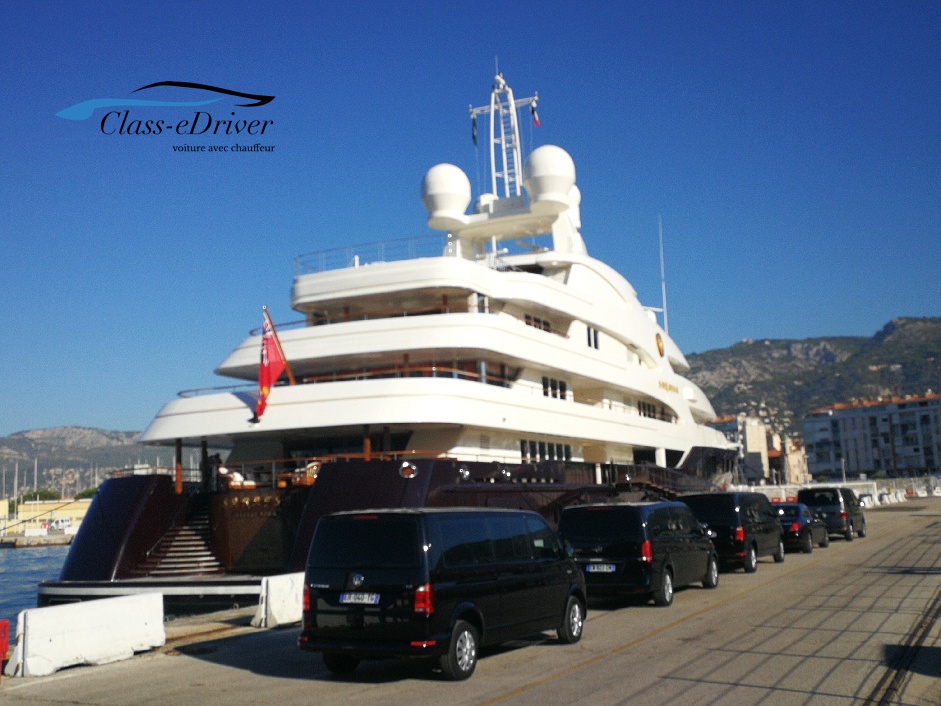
[804,393,941,478]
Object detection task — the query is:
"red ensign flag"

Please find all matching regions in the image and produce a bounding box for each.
[256,311,286,418]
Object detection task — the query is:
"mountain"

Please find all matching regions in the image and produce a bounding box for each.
[686,317,941,438]
[0,427,179,497]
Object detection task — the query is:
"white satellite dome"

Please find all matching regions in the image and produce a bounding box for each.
[522,145,576,215]
[421,163,471,229]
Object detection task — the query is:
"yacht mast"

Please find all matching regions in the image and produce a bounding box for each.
[469,74,538,198]
[659,214,669,334]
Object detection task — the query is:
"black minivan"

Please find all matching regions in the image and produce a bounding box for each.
[558,501,719,607]
[681,492,785,573]
[298,508,586,680]
[796,486,867,541]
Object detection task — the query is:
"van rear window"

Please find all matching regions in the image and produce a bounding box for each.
[681,495,737,524]
[558,506,644,543]
[799,489,839,505]
[307,515,422,569]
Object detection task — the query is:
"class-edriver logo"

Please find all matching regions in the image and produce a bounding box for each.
[57,81,276,152]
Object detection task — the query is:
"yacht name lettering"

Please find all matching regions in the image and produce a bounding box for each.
[658,381,679,394]
[100,110,274,136]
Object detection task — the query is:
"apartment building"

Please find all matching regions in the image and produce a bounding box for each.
[804,393,941,478]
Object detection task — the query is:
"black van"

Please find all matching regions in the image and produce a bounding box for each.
[796,486,867,540]
[558,502,719,607]
[298,508,586,680]
[681,492,785,573]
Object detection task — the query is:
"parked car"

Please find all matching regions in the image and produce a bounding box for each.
[298,508,586,680]
[557,501,719,607]
[681,492,785,573]
[796,487,867,541]
[776,502,829,553]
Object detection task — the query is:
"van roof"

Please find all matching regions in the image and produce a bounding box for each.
[563,501,684,510]
[325,507,542,518]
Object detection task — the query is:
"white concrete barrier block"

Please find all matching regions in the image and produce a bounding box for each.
[4,593,165,677]
[251,572,304,628]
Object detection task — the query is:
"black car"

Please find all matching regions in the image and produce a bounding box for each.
[797,486,867,541]
[298,508,586,680]
[557,501,719,607]
[777,502,829,553]
[681,492,785,573]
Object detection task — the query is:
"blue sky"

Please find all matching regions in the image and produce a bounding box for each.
[1,2,938,437]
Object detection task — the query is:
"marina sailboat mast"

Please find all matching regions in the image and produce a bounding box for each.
[469,73,538,198]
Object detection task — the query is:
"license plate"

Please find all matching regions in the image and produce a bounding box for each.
[586,564,615,573]
[340,592,380,605]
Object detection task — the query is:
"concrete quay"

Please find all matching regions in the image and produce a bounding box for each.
[0,534,73,549]
[1,498,940,705]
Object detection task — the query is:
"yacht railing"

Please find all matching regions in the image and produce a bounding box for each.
[295,234,450,275]
[293,233,548,276]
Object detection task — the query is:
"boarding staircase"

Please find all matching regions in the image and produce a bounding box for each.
[129,500,224,578]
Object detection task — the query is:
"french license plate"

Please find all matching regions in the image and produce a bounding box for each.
[340,592,380,605]
[586,564,615,573]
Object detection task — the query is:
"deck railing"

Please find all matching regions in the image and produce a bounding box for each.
[295,234,450,275]
[293,233,548,276]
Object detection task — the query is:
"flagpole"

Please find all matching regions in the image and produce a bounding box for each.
[263,306,296,385]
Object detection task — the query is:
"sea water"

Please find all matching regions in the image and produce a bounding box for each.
[0,545,70,626]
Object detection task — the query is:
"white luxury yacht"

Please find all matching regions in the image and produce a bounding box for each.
[140,73,735,479]
[42,75,736,608]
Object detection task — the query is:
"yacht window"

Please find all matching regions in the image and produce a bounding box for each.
[520,439,572,462]
[586,326,600,349]
[525,313,552,332]
[542,376,568,400]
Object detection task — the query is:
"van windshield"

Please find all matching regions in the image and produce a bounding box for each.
[558,506,643,543]
[308,515,422,569]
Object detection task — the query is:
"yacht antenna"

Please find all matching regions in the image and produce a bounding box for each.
[469,73,538,198]
[659,214,669,334]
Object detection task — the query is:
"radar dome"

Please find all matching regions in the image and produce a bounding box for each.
[422,163,471,230]
[523,145,576,215]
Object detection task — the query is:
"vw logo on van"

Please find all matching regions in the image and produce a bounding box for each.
[352,573,364,588]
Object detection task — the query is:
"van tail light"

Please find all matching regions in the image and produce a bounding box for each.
[414,583,434,616]
[789,522,801,533]
[840,511,848,520]
[734,526,746,543]
[303,585,310,612]
[640,540,653,563]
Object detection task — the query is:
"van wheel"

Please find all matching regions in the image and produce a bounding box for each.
[439,620,478,681]
[653,568,674,607]
[323,653,359,676]
[773,538,785,563]
[845,523,855,542]
[557,595,584,644]
[702,556,719,589]
[743,546,758,573]
[858,521,867,538]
